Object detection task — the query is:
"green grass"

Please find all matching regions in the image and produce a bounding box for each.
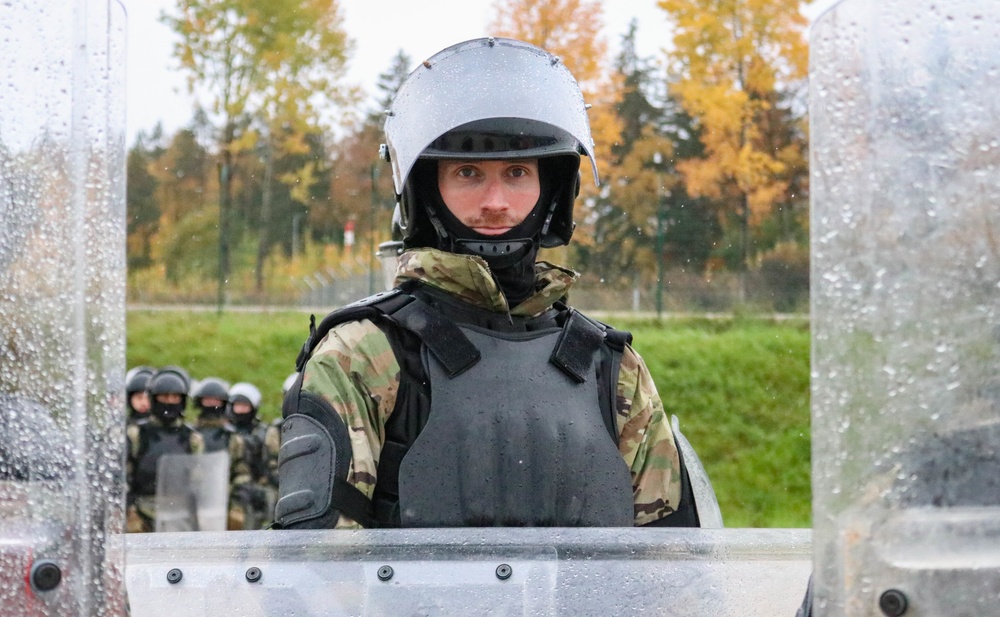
[127,309,312,422]
[128,310,811,528]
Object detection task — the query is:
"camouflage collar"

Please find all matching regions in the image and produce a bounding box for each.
[393,248,578,316]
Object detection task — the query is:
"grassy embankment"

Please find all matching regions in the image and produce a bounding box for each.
[127,310,811,528]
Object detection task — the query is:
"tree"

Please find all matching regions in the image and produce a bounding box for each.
[151,127,212,226]
[323,50,412,263]
[126,129,164,270]
[580,21,673,285]
[163,0,354,306]
[657,0,810,282]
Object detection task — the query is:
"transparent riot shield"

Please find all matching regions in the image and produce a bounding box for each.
[811,1,1000,615]
[155,453,231,533]
[0,1,127,615]
[125,527,811,617]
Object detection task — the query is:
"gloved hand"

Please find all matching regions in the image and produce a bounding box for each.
[233,483,269,510]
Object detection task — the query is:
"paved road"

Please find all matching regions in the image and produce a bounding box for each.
[127,304,809,322]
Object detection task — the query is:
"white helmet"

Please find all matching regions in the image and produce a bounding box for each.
[282,373,299,395]
[228,382,262,410]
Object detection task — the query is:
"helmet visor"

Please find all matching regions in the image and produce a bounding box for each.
[384,37,599,195]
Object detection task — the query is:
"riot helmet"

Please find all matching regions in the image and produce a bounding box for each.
[281,373,298,396]
[125,365,155,420]
[0,395,70,482]
[382,37,599,254]
[228,382,262,429]
[146,366,191,422]
[192,377,230,419]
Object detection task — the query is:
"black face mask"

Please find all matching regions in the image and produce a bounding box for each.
[152,399,185,422]
[230,410,257,428]
[198,403,226,419]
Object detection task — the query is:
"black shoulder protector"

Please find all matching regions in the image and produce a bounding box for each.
[293,284,481,378]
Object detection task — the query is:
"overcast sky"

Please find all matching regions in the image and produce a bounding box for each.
[121,0,839,144]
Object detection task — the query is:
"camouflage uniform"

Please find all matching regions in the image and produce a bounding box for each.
[125,416,205,533]
[301,248,683,529]
[232,417,278,529]
[195,415,254,530]
[253,419,283,528]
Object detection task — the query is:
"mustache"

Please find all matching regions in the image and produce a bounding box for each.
[465,212,524,228]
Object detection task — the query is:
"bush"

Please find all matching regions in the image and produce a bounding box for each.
[753,242,810,312]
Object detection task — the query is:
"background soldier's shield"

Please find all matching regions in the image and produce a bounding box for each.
[810,1,1000,614]
[155,452,231,532]
[0,1,127,615]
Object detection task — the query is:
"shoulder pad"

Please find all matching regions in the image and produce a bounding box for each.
[295,288,413,372]
[339,288,405,311]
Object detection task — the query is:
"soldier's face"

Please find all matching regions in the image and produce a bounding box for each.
[130,391,150,413]
[155,393,183,405]
[200,396,225,408]
[232,401,253,415]
[438,159,540,236]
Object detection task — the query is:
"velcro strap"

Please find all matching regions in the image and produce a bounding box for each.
[604,327,632,351]
[392,300,480,378]
[331,477,376,529]
[550,309,605,383]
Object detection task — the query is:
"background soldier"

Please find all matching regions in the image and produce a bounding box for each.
[125,365,155,426]
[227,381,271,529]
[125,366,204,533]
[192,377,254,530]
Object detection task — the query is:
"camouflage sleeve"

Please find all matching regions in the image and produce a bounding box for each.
[263,422,281,488]
[227,433,253,487]
[301,318,401,529]
[125,423,139,499]
[616,344,683,526]
[188,429,205,455]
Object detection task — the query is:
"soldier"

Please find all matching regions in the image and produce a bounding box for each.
[276,38,711,530]
[125,366,204,533]
[192,377,255,530]
[125,365,155,425]
[226,382,272,529]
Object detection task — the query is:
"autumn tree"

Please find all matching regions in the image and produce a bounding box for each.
[325,50,412,263]
[580,21,674,285]
[657,0,810,280]
[126,128,164,270]
[146,125,216,284]
[163,0,354,306]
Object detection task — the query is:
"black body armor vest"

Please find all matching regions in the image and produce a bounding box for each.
[281,281,634,528]
[133,421,197,497]
[197,424,234,454]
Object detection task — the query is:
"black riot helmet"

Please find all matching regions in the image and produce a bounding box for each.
[125,365,155,418]
[125,365,155,395]
[146,366,191,422]
[192,377,230,417]
[381,37,599,252]
[0,395,71,481]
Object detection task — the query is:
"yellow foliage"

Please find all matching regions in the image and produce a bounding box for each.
[659,0,810,240]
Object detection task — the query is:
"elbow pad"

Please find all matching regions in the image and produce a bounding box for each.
[274,391,355,528]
